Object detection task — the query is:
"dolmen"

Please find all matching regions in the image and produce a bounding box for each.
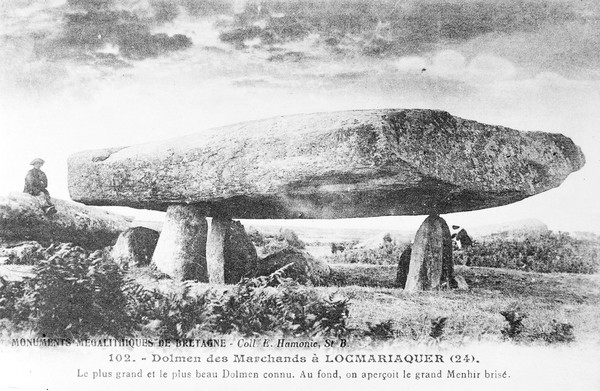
[67,109,585,289]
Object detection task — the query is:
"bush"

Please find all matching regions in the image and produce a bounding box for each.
[276,229,305,249]
[27,244,133,339]
[1,242,210,340]
[454,232,600,274]
[539,320,575,344]
[1,242,349,339]
[365,319,395,340]
[247,228,266,247]
[365,316,452,342]
[500,309,527,341]
[0,242,111,266]
[206,267,349,337]
[125,282,208,340]
[0,277,32,325]
[500,307,575,344]
[326,242,407,265]
[250,228,306,257]
[429,317,448,340]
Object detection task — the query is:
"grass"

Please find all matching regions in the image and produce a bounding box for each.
[123,263,600,345]
[323,264,600,344]
[1,255,599,345]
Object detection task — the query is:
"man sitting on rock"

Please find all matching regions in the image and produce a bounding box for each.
[24,158,56,215]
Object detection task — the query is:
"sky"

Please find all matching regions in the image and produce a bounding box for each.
[1,0,599,234]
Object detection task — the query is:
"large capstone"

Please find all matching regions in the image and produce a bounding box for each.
[404,215,454,292]
[151,205,208,281]
[67,109,584,219]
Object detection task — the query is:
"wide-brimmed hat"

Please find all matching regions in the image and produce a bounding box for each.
[30,158,45,165]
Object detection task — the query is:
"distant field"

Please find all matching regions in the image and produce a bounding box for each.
[246,224,414,244]
[310,265,600,344]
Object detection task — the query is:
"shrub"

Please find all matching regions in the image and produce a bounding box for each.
[0,277,32,324]
[276,229,305,249]
[500,307,575,344]
[540,320,575,344]
[247,228,266,247]
[1,242,349,339]
[454,232,600,274]
[206,267,349,337]
[124,282,208,340]
[27,244,133,339]
[250,228,306,257]
[0,242,111,266]
[366,319,395,340]
[500,309,527,340]
[429,317,448,340]
[326,242,407,265]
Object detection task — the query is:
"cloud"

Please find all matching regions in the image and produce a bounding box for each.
[455,20,600,78]
[1,0,194,70]
[54,3,192,61]
[400,0,578,47]
[430,50,467,78]
[395,50,518,84]
[395,56,429,74]
[215,0,583,57]
[466,54,517,81]
[179,0,233,17]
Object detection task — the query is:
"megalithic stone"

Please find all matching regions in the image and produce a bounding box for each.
[206,217,258,284]
[206,217,229,284]
[151,205,208,281]
[111,226,160,267]
[0,192,131,249]
[225,220,258,284]
[404,214,453,292]
[395,245,412,289]
[67,109,585,219]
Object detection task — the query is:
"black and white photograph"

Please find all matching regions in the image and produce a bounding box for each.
[1,0,599,390]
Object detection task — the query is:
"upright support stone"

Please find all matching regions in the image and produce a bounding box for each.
[207,217,258,284]
[226,220,258,283]
[111,226,160,267]
[151,205,208,281]
[395,245,412,289]
[207,217,229,284]
[404,214,453,292]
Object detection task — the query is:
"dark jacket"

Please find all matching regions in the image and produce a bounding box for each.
[24,168,49,196]
[454,229,473,248]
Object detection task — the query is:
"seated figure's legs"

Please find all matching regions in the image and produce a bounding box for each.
[35,192,56,215]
